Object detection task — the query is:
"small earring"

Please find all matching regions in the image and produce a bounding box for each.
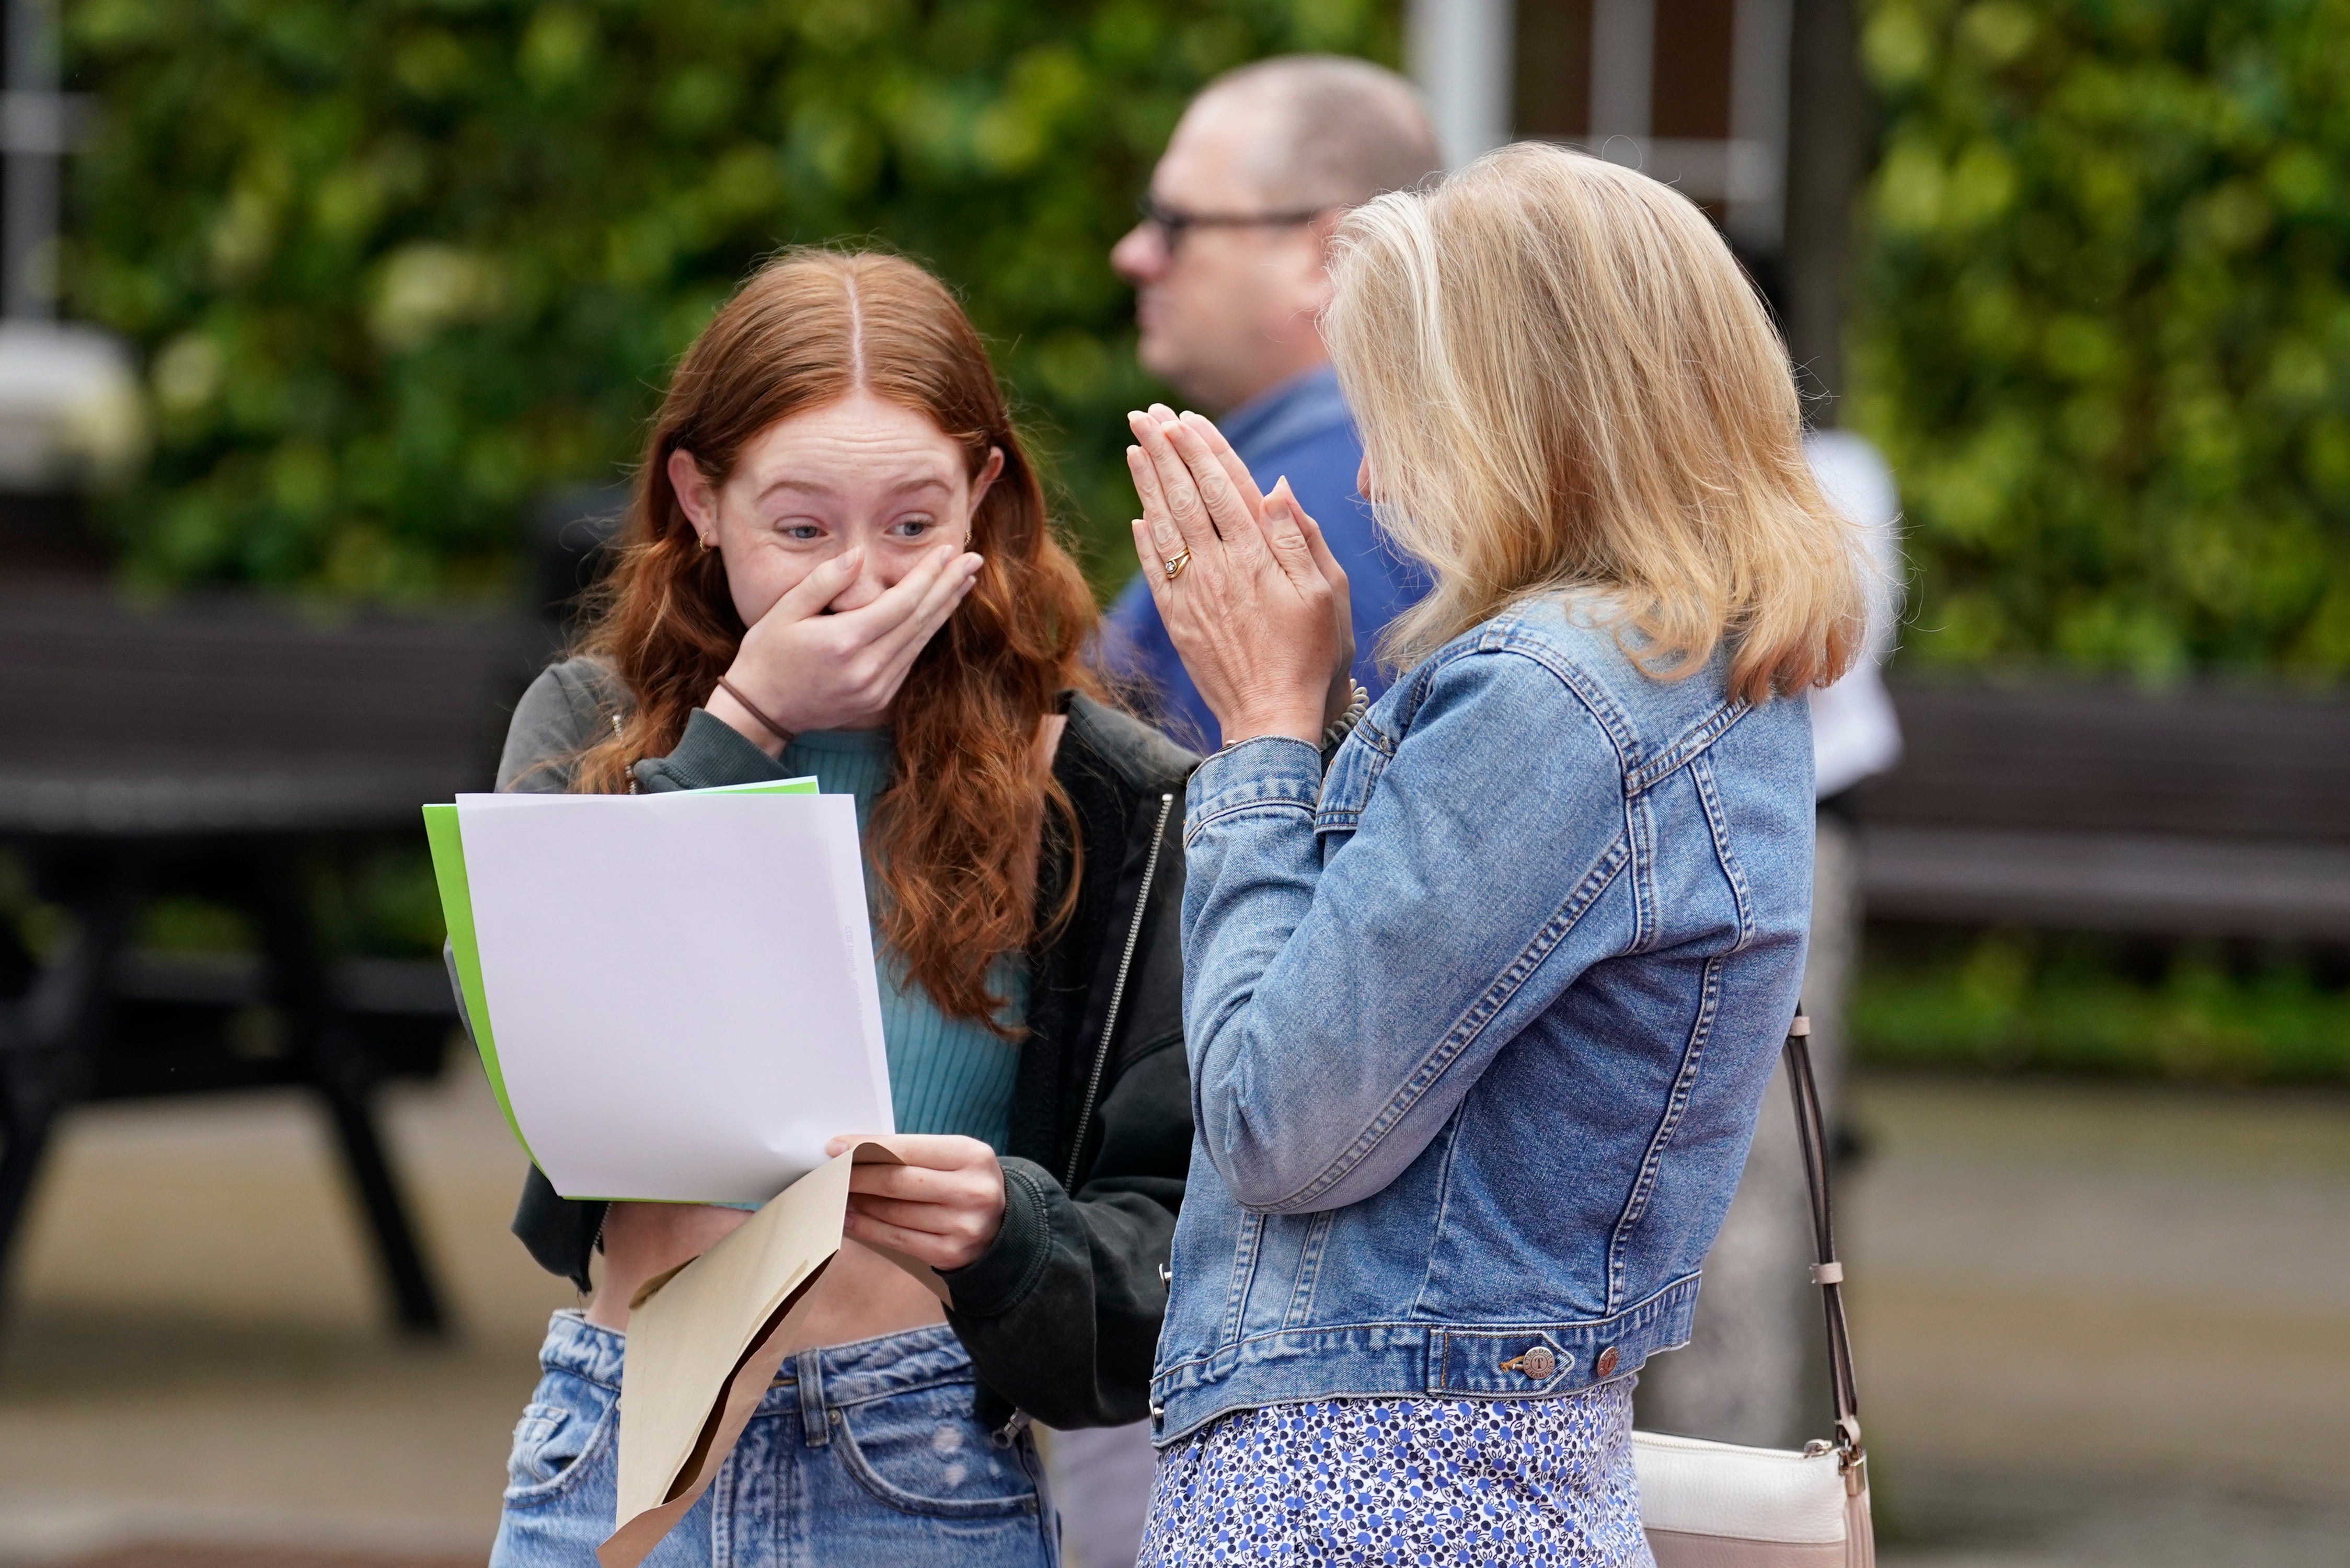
[698,535,715,552]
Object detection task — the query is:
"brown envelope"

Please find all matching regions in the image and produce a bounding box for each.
[595,1143,949,1568]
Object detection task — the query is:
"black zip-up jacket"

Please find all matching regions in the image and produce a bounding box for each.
[482,658,1195,1432]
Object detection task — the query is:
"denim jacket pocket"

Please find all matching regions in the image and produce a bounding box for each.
[503,1374,618,1505]
[831,1379,1041,1519]
[1313,715,1394,837]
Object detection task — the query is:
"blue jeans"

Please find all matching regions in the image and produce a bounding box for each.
[491,1311,1058,1567]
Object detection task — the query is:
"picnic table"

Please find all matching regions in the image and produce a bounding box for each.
[0,583,540,1333]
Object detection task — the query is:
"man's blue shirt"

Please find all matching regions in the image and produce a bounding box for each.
[1103,364,1427,751]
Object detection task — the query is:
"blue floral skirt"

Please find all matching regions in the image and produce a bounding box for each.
[1137,1380,1651,1567]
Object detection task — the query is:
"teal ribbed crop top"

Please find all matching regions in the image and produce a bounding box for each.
[785,727,1025,1152]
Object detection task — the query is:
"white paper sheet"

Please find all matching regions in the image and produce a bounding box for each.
[455,790,893,1203]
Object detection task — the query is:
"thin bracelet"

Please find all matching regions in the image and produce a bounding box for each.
[715,677,798,749]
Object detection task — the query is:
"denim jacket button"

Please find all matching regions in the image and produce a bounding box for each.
[1594,1345,1619,1378]
[1502,1345,1557,1380]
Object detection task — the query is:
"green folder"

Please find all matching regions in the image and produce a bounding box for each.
[423,776,820,1162]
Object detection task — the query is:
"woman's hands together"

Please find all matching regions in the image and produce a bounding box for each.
[825,1133,1006,1273]
[711,544,982,752]
[1126,406,1354,749]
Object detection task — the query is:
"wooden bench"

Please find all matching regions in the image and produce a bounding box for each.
[0,584,542,1333]
[1853,678,2350,941]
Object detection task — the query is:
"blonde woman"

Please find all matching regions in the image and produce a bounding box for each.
[1120,143,1867,1564]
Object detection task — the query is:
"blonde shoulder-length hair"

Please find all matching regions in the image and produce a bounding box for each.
[1322,141,1868,704]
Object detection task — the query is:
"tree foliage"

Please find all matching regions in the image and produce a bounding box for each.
[64,0,1393,597]
[1850,0,2350,678]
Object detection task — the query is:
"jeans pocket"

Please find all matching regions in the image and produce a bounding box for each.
[503,1372,618,1505]
[831,1380,1040,1519]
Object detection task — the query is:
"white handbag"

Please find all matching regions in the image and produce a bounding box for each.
[1633,1016,1874,1568]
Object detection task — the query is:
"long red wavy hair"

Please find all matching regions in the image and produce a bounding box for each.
[567,250,1099,1029]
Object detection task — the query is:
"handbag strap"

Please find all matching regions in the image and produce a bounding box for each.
[1784,1012,1867,1491]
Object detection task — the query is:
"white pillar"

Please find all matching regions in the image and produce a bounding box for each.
[1407,0,1517,170]
[1728,0,1794,248]
[1587,0,1656,141]
[5,0,62,319]
[0,0,142,488]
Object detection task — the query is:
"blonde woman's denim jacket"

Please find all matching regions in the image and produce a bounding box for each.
[1148,597,1813,1445]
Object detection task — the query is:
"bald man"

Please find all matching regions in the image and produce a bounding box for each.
[1101,55,1441,751]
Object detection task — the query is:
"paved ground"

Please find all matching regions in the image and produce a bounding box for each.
[1850,1076,2350,1566]
[0,1065,2343,1565]
[0,1068,570,1561]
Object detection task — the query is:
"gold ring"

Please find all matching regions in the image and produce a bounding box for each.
[1162,549,1192,581]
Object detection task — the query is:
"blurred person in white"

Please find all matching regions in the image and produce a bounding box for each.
[1055,55,1439,1568]
[1634,424,1906,1447]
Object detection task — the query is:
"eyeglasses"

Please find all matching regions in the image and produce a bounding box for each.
[1134,194,1331,253]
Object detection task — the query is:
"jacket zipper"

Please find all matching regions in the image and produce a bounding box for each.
[1062,791,1174,1192]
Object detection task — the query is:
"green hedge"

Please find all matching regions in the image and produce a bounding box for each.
[1849,0,2350,678]
[64,0,1393,597]
[1854,927,2350,1082]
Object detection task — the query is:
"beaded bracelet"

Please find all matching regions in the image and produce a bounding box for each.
[1211,680,1369,763]
[1320,678,1370,764]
